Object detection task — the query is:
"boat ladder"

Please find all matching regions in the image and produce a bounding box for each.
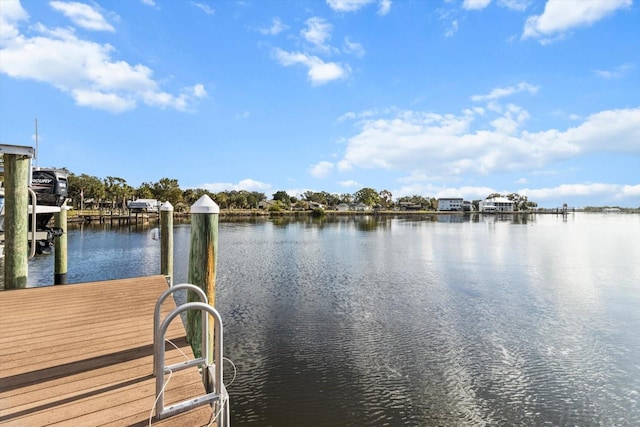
[153,283,228,425]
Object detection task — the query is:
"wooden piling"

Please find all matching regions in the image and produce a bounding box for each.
[54,205,68,284]
[3,153,30,289]
[186,195,219,361]
[160,201,174,286]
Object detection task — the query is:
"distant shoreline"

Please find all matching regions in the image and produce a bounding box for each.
[65,207,640,223]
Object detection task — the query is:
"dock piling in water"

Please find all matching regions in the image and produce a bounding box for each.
[2,147,33,289]
[186,195,219,362]
[160,201,174,286]
[54,205,68,284]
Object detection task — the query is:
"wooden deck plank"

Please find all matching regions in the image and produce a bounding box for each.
[0,276,216,426]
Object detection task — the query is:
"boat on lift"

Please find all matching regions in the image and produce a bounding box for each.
[0,168,68,256]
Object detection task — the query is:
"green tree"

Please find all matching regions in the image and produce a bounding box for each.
[182,188,211,206]
[506,193,537,211]
[152,178,183,206]
[104,176,129,211]
[339,193,353,204]
[68,173,105,210]
[136,182,155,199]
[324,193,341,207]
[247,191,266,209]
[302,191,327,205]
[212,191,229,209]
[273,190,291,207]
[379,189,393,208]
[354,187,380,206]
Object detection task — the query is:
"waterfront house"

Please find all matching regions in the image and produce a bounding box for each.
[259,200,277,209]
[398,202,423,211]
[479,197,514,213]
[437,198,464,211]
[335,203,371,212]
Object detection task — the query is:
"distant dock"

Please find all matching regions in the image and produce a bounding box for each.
[74,211,158,225]
[0,275,214,426]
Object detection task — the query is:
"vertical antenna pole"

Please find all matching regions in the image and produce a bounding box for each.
[34,118,38,169]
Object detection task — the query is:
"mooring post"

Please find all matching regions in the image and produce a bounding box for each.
[186,195,219,361]
[160,202,174,286]
[3,153,30,289]
[54,205,68,285]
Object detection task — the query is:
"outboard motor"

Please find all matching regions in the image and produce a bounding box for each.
[31,168,68,207]
[29,168,68,253]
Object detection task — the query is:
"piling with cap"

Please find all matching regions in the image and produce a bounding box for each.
[186,194,219,361]
[160,202,174,286]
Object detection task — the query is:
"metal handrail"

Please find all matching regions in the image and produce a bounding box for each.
[153,283,207,376]
[27,188,37,260]
[154,301,225,423]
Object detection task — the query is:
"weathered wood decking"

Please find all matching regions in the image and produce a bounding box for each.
[0,275,215,426]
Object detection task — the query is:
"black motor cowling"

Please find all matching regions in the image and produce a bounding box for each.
[31,168,68,207]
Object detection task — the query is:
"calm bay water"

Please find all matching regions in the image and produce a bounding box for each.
[10,213,640,426]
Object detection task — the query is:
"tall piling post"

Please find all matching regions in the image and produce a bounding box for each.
[54,205,68,285]
[3,152,31,289]
[160,202,174,286]
[186,195,219,361]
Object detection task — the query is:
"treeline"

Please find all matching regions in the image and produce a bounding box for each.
[67,173,537,211]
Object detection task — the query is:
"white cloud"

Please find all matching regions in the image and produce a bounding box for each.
[301,17,332,51]
[191,2,215,15]
[0,0,28,40]
[337,159,352,171]
[594,63,634,79]
[141,0,156,6]
[327,0,375,13]
[73,89,135,112]
[378,0,392,16]
[520,183,640,205]
[462,0,492,11]
[200,179,272,193]
[343,37,365,57]
[336,106,640,181]
[338,180,361,187]
[273,48,350,85]
[445,20,459,38]
[325,0,391,15]
[523,0,632,42]
[192,84,207,98]
[498,0,530,11]
[50,1,115,32]
[0,10,204,113]
[471,81,539,102]
[258,17,288,35]
[309,161,335,178]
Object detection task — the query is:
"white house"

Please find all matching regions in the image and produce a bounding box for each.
[479,197,514,213]
[437,198,464,211]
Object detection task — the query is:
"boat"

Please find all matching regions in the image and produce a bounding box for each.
[0,168,68,256]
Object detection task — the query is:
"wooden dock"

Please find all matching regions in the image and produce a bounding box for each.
[0,275,215,426]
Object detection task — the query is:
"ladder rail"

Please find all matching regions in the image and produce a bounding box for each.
[153,283,207,377]
[154,301,224,423]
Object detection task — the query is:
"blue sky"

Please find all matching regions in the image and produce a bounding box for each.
[1,0,639,208]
